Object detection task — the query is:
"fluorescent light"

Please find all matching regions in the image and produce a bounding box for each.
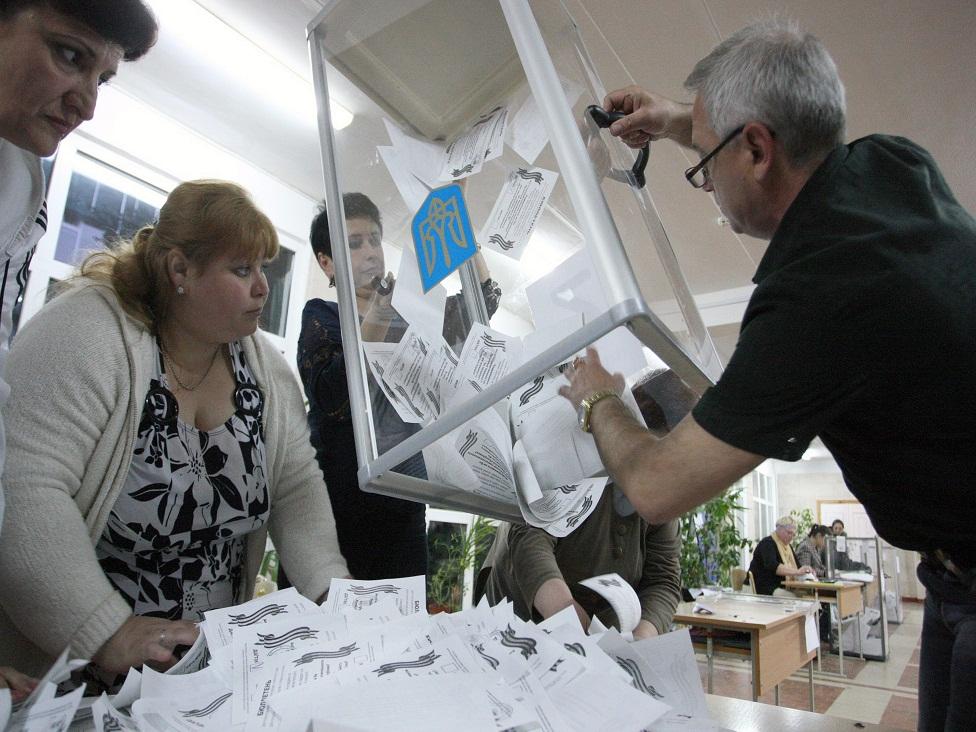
[146,0,352,130]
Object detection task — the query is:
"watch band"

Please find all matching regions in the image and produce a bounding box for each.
[580,390,620,433]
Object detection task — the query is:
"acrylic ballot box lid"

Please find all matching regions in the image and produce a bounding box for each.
[306,0,736,522]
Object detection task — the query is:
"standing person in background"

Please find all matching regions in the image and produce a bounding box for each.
[289,192,501,581]
[748,517,813,596]
[0,0,158,700]
[829,519,872,573]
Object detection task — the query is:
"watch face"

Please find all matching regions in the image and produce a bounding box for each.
[576,402,587,430]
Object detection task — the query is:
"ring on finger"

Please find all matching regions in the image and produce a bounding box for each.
[159,630,167,646]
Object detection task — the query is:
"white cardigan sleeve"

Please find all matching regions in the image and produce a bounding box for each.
[0,286,135,660]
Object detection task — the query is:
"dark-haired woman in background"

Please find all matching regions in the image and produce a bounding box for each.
[291,192,501,581]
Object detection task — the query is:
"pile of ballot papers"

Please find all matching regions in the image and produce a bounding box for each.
[2,575,719,732]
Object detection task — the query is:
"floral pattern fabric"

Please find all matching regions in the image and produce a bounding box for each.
[95,340,269,620]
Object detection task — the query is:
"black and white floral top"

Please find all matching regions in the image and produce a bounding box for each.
[96,340,270,621]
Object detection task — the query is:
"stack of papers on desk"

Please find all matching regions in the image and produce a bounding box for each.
[40,575,720,732]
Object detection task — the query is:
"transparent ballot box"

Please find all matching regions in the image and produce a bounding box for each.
[307,0,725,522]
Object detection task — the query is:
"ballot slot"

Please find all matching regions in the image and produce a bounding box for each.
[307,0,723,522]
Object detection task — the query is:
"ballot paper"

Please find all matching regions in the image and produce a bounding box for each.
[390,235,448,342]
[231,613,350,722]
[92,693,140,732]
[77,573,708,732]
[272,675,499,732]
[513,441,607,537]
[361,341,422,425]
[383,118,443,188]
[421,407,518,504]
[203,587,321,675]
[524,247,649,379]
[439,106,508,181]
[549,670,670,732]
[166,626,209,675]
[323,575,427,617]
[632,630,712,724]
[378,145,430,211]
[0,689,9,732]
[508,78,583,164]
[381,326,457,423]
[74,667,143,724]
[598,628,679,704]
[12,685,84,732]
[479,166,558,260]
[579,573,642,633]
[455,323,522,393]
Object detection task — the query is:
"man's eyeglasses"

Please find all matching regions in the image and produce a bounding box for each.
[684,125,745,189]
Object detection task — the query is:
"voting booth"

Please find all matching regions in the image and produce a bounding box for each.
[306,0,725,524]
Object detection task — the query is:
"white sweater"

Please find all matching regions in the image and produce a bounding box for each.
[0,282,348,675]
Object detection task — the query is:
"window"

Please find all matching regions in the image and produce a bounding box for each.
[752,471,777,538]
[260,245,294,338]
[54,156,162,267]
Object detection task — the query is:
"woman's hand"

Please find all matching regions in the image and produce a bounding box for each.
[361,272,398,341]
[92,616,200,674]
[0,666,38,703]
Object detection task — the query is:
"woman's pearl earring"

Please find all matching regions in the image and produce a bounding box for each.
[177,285,185,295]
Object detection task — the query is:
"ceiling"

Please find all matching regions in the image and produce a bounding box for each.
[112,0,976,364]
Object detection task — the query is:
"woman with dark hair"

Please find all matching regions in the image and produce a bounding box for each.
[0,0,157,696]
[294,192,501,581]
[0,181,347,683]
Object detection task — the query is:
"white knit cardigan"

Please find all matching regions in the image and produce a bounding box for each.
[0,282,348,675]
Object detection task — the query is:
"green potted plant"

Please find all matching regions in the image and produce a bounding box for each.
[427,516,496,613]
[679,486,752,591]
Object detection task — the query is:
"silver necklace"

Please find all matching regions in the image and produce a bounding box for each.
[160,341,222,392]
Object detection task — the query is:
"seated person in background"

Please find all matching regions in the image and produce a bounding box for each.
[795,524,829,577]
[477,369,688,638]
[288,192,501,581]
[748,517,814,596]
[0,181,348,682]
[830,519,872,573]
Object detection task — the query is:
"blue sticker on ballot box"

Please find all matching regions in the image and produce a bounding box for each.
[411,184,478,292]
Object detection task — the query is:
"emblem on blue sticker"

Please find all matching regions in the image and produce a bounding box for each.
[411,184,478,292]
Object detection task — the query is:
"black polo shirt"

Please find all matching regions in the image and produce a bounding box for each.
[693,135,976,558]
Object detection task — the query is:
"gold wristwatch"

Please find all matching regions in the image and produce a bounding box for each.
[577,390,620,433]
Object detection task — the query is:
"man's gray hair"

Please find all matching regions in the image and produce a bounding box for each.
[685,19,846,167]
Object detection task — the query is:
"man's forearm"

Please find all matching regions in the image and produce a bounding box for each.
[588,400,763,524]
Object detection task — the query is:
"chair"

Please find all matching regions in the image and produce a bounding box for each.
[732,567,748,592]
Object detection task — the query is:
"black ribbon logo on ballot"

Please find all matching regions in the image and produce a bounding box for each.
[372,650,441,676]
[180,692,232,718]
[488,233,515,251]
[293,643,359,666]
[228,603,287,626]
[566,495,593,528]
[474,643,500,670]
[519,376,544,406]
[347,584,399,595]
[255,626,319,649]
[514,168,544,184]
[615,657,664,699]
[458,430,479,457]
[499,625,537,659]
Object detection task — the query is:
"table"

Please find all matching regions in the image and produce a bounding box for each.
[705,694,902,731]
[784,579,864,674]
[674,594,817,709]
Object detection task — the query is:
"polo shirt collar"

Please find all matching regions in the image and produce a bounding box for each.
[752,142,850,284]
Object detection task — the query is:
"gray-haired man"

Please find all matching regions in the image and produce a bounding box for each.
[560,20,975,731]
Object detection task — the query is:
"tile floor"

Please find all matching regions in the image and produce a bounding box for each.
[696,601,923,730]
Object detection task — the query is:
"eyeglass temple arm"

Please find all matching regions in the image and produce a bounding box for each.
[586,105,649,189]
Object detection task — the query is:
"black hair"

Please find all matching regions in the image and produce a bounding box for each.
[809,524,827,538]
[0,0,158,60]
[831,519,845,528]
[309,192,382,259]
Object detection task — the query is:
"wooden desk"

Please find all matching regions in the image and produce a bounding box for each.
[674,595,817,708]
[785,580,864,674]
[705,694,902,731]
